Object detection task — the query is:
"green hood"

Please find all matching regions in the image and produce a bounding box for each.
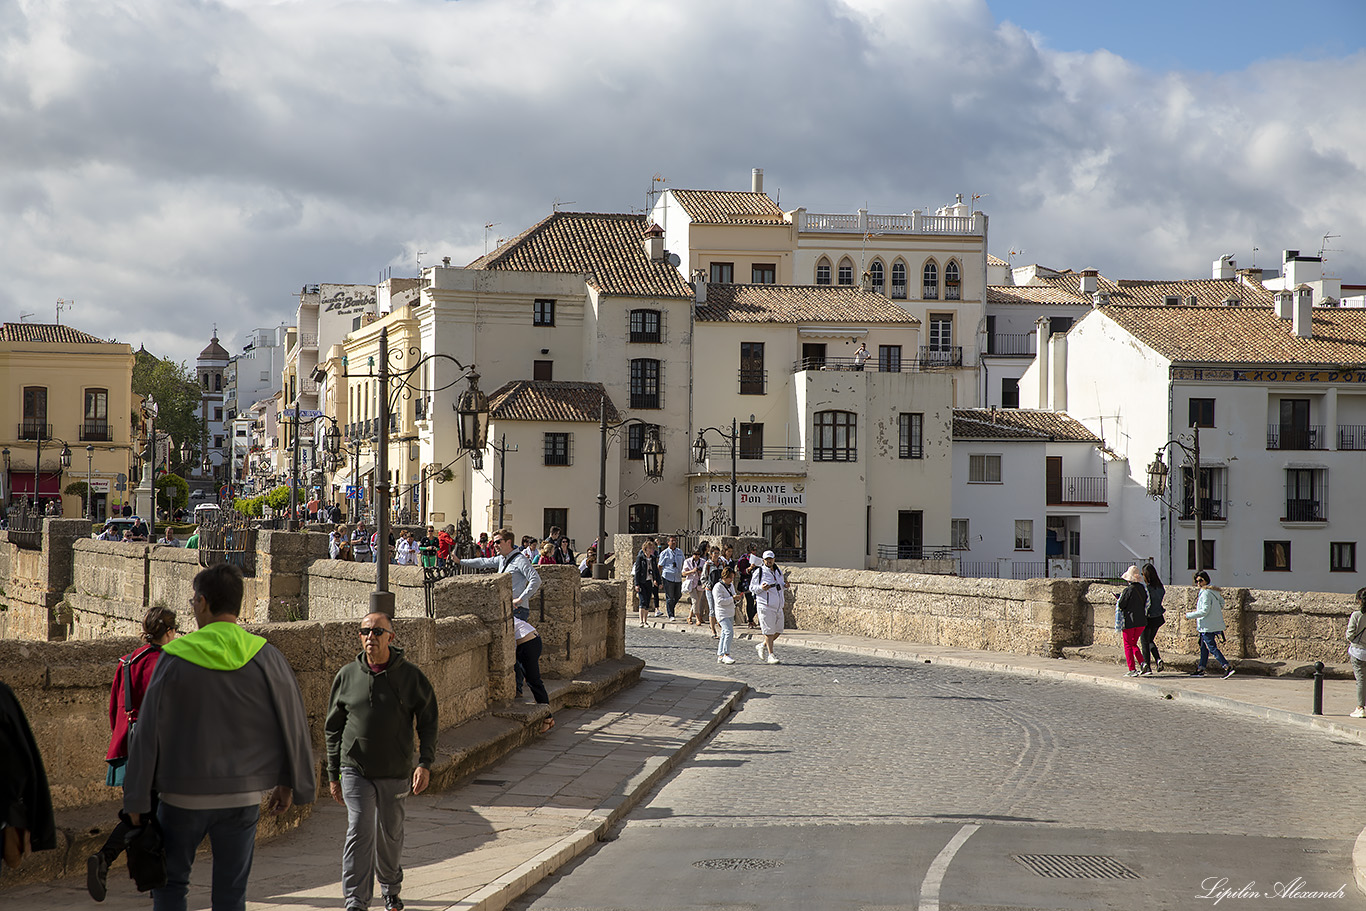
[162,620,266,671]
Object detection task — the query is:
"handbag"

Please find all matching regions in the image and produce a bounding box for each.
[1113,599,1124,631]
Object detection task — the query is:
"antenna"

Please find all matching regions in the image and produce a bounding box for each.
[416,250,427,275]
[971,193,988,215]
[646,173,666,218]
[19,311,34,321]
[1251,246,1258,268]
[483,223,500,256]
[552,198,576,212]
[1320,232,1341,265]
[56,298,74,323]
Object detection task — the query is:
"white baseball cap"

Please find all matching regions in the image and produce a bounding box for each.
[762,550,776,559]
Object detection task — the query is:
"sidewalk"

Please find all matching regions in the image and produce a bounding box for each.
[12,619,1366,910]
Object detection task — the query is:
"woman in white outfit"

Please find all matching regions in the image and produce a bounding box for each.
[712,566,738,664]
[749,550,785,664]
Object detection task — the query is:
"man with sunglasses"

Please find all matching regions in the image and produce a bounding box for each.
[325,613,438,911]
[455,528,542,696]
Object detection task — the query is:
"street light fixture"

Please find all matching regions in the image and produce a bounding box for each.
[692,417,741,537]
[1145,422,1205,575]
[32,430,72,515]
[86,444,94,521]
[594,394,666,580]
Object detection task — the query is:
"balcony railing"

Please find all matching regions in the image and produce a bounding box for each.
[791,356,918,373]
[706,445,805,461]
[1266,424,1324,450]
[1284,499,1325,522]
[739,369,767,395]
[799,210,983,236]
[917,347,963,368]
[1340,425,1366,450]
[1179,500,1227,521]
[630,392,661,409]
[1046,476,1107,506]
[771,546,806,563]
[877,543,955,560]
[80,420,112,442]
[18,421,52,440]
[987,333,1035,357]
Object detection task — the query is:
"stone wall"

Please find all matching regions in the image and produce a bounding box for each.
[0,519,92,640]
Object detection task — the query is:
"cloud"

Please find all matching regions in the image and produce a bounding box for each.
[0,0,1363,365]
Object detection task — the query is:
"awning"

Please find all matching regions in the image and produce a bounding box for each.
[351,458,375,485]
[8,470,63,500]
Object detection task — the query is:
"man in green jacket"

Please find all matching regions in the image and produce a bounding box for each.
[325,612,437,911]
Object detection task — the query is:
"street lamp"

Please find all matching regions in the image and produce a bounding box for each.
[32,429,72,516]
[86,444,94,521]
[1145,422,1204,575]
[692,417,741,537]
[594,394,665,579]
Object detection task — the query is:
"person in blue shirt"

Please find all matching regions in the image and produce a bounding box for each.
[657,535,685,619]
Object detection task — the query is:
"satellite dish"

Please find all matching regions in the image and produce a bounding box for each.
[667,253,681,267]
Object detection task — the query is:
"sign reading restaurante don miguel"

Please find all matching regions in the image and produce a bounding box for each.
[694,482,805,508]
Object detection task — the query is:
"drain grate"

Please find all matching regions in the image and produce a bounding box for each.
[1013,854,1138,879]
[693,858,784,871]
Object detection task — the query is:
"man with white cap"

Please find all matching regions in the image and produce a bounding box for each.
[749,550,786,663]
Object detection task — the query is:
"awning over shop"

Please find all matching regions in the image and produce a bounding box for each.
[351,459,375,486]
[8,470,63,500]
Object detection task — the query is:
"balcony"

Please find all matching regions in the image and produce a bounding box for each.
[1266,424,1324,450]
[1284,499,1325,522]
[706,445,805,462]
[986,333,1035,357]
[1046,476,1107,506]
[790,356,917,374]
[18,421,51,441]
[798,210,984,237]
[80,420,112,442]
[739,369,767,395]
[917,346,963,368]
[1339,425,1366,450]
[1179,500,1227,521]
[630,392,661,409]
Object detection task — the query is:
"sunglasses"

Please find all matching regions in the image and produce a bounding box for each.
[359,627,392,638]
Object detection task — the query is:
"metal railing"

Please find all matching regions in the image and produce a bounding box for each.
[1339,425,1366,450]
[1046,476,1107,505]
[1284,499,1325,522]
[6,503,44,549]
[706,445,805,461]
[771,546,806,563]
[738,369,767,395]
[80,420,112,442]
[791,356,918,373]
[1266,424,1325,450]
[1179,500,1227,521]
[18,421,52,441]
[956,561,1001,578]
[198,509,258,573]
[1011,561,1047,579]
[986,333,1034,357]
[917,347,963,368]
[877,543,956,560]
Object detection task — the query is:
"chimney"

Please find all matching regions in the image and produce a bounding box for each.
[1293,286,1313,338]
[1035,317,1051,407]
[693,270,708,305]
[1213,255,1235,280]
[642,223,665,261]
[1078,269,1098,295]
[1275,289,1294,320]
[752,168,764,193]
[442,256,451,267]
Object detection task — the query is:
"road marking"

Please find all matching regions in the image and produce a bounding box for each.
[919,823,979,911]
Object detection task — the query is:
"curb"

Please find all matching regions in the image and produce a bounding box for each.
[446,679,748,911]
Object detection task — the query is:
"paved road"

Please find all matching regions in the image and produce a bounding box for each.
[512,626,1366,910]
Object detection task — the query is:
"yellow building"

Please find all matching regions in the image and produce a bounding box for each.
[0,323,136,520]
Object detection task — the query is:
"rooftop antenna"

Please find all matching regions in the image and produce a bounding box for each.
[971,193,988,214]
[56,298,73,324]
[483,223,500,256]
[646,173,666,218]
[1320,232,1341,269]
[416,250,427,276]
[552,198,576,212]
[1251,246,1258,268]
[19,311,34,321]
[1007,247,1023,266]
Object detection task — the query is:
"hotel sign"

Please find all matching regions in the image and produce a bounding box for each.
[1172,367,1366,383]
[694,482,805,509]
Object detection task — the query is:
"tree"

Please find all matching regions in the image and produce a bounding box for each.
[133,349,205,472]
[155,473,189,513]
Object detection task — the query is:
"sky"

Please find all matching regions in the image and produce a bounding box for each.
[2,0,1364,367]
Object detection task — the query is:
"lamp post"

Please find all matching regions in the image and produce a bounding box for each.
[692,417,740,537]
[3,447,11,509]
[594,394,665,580]
[489,433,518,529]
[86,444,94,520]
[1145,422,1204,575]
[33,430,73,516]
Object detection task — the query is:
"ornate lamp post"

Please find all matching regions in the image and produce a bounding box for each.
[86,444,94,520]
[692,417,740,537]
[595,395,665,579]
[1145,422,1204,575]
[32,430,72,515]
[3,447,10,509]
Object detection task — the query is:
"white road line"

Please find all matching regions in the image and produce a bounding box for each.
[918,823,980,911]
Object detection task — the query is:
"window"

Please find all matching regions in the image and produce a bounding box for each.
[929,315,953,350]
[1181,466,1226,520]
[891,261,907,298]
[816,258,831,285]
[22,386,48,439]
[629,358,661,409]
[214,435,224,448]
[968,454,1001,483]
[214,407,223,422]
[1014,520,1033,551]
[814,411,857,462]
[739,342,765,395]
[1275,398,1313,450]
[763,510,807,562]
[951,519,970,551]
[1001,378,1020,409]
[1049,316,1073,336]
[82,388,109,441]
[626,423,660,460]
[1187,539,1217,570]
[533,298,556,326]
[739,423,764,459]
[1285,468,1325,521]
[533,360,553,381]
[628,504,659,534]
[214,374,222,392]
[899,413,923,459]
[837,258,854,285]
[878,345,902,372]
[544,508,568,541]
[1264,540,1292,571]
[752,263,776,284]
[544,432,571,466]
[709,262,734,283]
[869,260,884,294]
[1189,398,1215,428]
[630,309,661,343]
[923,260,939,299]
[944,260,961,300]
[202,372,210,390]
[1332,542,1357,572]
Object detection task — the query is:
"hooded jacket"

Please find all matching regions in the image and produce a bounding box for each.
[325,645,438,782]
[1185,587,1227,633]
[122,621,315,815]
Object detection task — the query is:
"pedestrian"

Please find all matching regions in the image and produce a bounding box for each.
[184,526,200,549]
[158,528,179,547]
[1137,563,1166,675]
[331,528,347,559]
[852,341,870,370]
[1116,565,1149,677]
[737,545,759,628]
[514,616,556,734]
[0,681,56,878]
[633,538,659,627]
[686,545,709,626]
[122,562,315,911]
[87,606,178,901]
[579,548,596,578]
[325,612,438,911]
[547,525,574,565]
[536,541,558,565]
[395,529,415,566]
[712,566,738,664]
[657,535,684,619]
[750,550,786,664]
[437,524,456,569]
[352,522,372,563]
[476,532,493,558]
[705,546,724,638]
[1186,570,1235,678]
[1346,588,1366,718]
[454,529,543,695]
[419,526,439,568]
[328,503,343,525]
[129,517,149,541]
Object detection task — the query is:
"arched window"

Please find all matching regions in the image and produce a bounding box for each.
[868,259,884,295]
[922,260,939,300]
[891,260,907,299]
[945,260,961,300]
[215,373,222,392]
[813,410,857,462]
[837,258,854,285]
[202,373,210,390]
[762,510,807,563]
[815,258,831,285]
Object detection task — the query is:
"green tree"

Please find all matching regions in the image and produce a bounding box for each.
[155,473,189,513]
[133,349,205,472]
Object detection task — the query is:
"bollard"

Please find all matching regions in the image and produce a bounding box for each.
[1313,661,1325,716]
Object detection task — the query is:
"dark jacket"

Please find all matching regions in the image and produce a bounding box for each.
[1117,582,1149,630]
[1144,582,1166,619]
[0,682,56,852]
[633,549,658,589]
[325,645,438,782]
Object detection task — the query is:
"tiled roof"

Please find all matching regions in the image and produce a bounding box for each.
[1098,304,1366,366]
[953,409,1101,442]
[466,212,694,300]
[488,381,620,424]
[198,335,230,361]
[668,189,786,225]
[988,284,1093,305]
[1109,278,1275,307]
[987,254,1010,266]
[695,283,920,325]
[0,323,111,344]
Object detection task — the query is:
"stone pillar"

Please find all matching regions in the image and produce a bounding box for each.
[255,530,329,623]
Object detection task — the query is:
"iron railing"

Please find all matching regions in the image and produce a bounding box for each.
[1339,425,1366,450]
[1284,499,1325,522]
[1266,424,1324,450]
[1179,499,1227,521]
[877,543,955,560]
[80,420,112,442]
[917,347,963,368]
[986,333,1034,357]
[1046,476,1107,506]
[197,509,258,573]
[6,503,44,550]
[18,421,52,440]
[739,369,767,395]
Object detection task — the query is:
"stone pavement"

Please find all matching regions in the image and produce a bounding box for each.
[12,617,1366,909]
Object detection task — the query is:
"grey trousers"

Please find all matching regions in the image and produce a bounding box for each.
[340,768,409,910]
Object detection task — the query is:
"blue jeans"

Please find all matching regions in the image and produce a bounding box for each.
[716,615,734,657]
[1197,631,1229,671]
[155,802,260,911]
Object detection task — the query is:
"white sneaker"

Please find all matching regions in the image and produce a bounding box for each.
[719,655,735,664]
[766,654,781,664]
[756,642,767,660]
[1351,707,1366,719]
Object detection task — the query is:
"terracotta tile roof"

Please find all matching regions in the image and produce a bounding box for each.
[198,335,230,360]
[466,212,694,300]
[1109,277,1275,307]
[488,381,620,424]
[1097,304,1366,366]
[988,284,1093,305]
[668,189,787,225]
[953,408,1101,442]
[0,322,112,344]
[987,254,1010,266]
[695,283,920,325]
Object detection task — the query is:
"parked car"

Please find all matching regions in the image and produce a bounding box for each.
[189,488,209,500]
